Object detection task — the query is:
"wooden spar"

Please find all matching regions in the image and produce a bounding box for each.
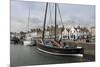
[42,3,48,40]
[54,3,56,41]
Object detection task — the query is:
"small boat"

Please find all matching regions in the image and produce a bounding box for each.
[23,37,36,46]
[10,36,20,44]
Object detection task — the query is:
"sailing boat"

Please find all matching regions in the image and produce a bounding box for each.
[23,8,36,46]
[37,3,84,56]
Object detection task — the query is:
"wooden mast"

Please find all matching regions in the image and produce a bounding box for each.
[42,3,57,41]
[42,3,48,40]
[54,3,57,41]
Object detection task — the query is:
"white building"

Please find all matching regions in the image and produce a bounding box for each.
[62,26,89,40]
[68,27,81,40]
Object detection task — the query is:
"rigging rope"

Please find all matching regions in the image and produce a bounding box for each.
[56,4,64,27]
[49,4,53,26]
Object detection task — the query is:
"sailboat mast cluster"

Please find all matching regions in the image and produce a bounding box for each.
[42,3,57,41]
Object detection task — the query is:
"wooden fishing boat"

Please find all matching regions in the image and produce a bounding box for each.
[37,3,84,57]
[37,39,84,56]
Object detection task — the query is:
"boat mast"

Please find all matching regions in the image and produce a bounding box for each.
[42,3,48,40]
[54,3,57,41]
[28,7,30,33]
[42,3,57,41]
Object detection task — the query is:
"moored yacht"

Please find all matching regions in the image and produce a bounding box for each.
[37,3,84,57]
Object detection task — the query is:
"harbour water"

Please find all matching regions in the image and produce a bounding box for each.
[10,44,95,67]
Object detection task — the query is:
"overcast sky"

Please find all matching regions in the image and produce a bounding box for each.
[11,0,95,32]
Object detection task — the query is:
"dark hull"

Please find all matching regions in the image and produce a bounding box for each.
[37,44,84,56]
